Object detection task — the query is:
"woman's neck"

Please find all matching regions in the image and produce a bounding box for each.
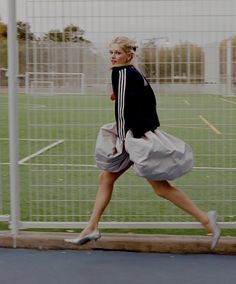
[110,62,133,68]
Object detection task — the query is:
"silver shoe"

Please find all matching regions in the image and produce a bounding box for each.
[64,230,101,245]
[208,211,221,249]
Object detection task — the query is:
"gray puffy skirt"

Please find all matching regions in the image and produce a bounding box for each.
[95,122,194,181]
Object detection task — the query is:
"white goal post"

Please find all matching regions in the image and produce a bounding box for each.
[25,72,85,95]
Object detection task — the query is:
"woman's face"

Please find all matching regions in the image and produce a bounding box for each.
[109,44,131,66]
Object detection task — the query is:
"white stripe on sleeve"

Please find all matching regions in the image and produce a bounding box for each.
[118,69,126,141]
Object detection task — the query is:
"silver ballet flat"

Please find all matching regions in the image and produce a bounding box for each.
[64,230,101,245]
[208,211,221,249]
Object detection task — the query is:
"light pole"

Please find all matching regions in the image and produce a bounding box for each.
[8,0,20,244]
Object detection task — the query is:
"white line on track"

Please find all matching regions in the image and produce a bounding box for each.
[199,115,221,135]
[18,139,64,165]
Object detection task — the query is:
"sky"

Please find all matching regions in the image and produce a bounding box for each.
[1,0,236,46]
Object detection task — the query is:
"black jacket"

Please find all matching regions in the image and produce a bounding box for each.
[111,65,160,140]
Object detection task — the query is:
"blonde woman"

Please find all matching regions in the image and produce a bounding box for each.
[65,36,221,249]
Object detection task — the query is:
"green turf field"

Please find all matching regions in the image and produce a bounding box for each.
[0,92,235,226]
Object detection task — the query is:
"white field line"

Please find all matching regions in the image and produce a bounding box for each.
[18,139,64,165]
[163,125,208,130]
[11,162,236,171]
[19,162,97,167]
[0,138,61,141]
[161,118,197,121]
[222,133,236,136]
[199,115,221,135]
[184,99,190,105]
[220,98,236,105]
[193,166,236,171]
[1,161,236,171]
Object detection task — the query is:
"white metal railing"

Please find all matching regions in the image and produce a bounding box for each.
[1,0,236,236]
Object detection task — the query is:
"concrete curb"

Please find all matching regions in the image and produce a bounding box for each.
[1,232,236,254]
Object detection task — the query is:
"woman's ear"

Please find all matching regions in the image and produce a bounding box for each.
[126,53,133,63]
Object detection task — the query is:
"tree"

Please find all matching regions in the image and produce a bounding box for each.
[0,21,8,70]
[139,40,157,82]
[140,39,204,83]
[63,24,86,42]
[43,29,63,42]
[17,21,35,41]
[0,21,7,40]
[43,24,90,43]
[220,36,236,82]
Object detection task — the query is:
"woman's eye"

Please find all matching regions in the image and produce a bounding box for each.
[109,50,122,55]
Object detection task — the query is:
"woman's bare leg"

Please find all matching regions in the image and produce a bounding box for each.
[79,164,132,238]
[147,180,212,233]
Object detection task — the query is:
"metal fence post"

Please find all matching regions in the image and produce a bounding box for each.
[8,0,20,241]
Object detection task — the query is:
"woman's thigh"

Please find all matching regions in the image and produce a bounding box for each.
[99,162,133,184]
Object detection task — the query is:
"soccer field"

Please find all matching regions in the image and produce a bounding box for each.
[0,92,236,226]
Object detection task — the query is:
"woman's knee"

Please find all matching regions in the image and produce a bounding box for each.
[149,180,173,198]
[98,171,118,185]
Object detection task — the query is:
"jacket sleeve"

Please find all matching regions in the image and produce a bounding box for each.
[112,68,129,141]
[112,68,159,140]
[124,71,153,137]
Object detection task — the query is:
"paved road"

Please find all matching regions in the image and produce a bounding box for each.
[0,248,236,284]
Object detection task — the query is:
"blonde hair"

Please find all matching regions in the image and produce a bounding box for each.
[110,36,137,57]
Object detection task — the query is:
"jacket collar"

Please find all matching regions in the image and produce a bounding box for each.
[111,63,133,69]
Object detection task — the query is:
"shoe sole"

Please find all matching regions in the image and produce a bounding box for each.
[64,233,101,245]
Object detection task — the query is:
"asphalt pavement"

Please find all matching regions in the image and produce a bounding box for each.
[0,248,236,284]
